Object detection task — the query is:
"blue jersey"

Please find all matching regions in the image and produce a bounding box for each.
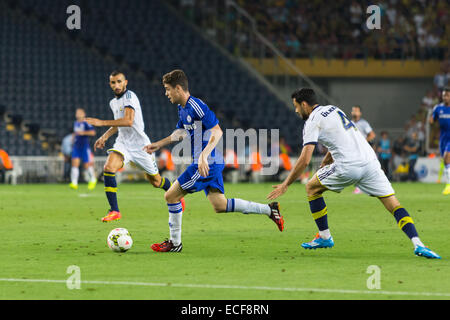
[432,103,450,156]
[176,96,222,164]
[432,104,450,140]
[73,121,94,149]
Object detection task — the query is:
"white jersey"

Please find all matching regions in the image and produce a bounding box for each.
[302,105,377,167]
[109,90,150,150]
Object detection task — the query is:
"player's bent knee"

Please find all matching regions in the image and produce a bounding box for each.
[164,190,181,204]
[103,164,117,173]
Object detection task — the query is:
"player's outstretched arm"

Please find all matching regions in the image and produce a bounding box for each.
[143,129,187,154]
[85,107,135,128]
[77,129,96,137]
[267,144,315,200]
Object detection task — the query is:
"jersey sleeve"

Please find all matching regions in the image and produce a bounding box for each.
[84,122,95,131]
[302,118,320,146]
[176,119,184,130]
[431,105,439,120]
[124,91,137,110]
[190,99,219,130]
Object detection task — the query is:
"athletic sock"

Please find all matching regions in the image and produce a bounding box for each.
[87,166,96,182]
[225,198,271,216]
[445,164,450,184]
[70,167,79,185]
[308,194,330,239]
[168,202,183,246]
[104,172,119,212]
[411,237,425,249]
[391,206,420,246]
[159,177,172,191]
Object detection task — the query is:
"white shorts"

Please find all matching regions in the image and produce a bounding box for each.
[316,160,394,198]
[107,141,159,176]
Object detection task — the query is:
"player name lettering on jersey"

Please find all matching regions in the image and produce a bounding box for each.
[320,106,337,117]
[183,123,197,130]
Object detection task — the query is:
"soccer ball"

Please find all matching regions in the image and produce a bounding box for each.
[107,228,133,252]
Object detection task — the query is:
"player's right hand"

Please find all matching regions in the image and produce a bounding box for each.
[143,143,160,154]
[94,137,106,151]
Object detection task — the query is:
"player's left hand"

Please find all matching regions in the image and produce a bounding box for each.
[85,118,103,127]
[198,153,209,177]
[267,183,288,200]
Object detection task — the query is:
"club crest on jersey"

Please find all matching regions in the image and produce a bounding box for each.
[186,115,192,123]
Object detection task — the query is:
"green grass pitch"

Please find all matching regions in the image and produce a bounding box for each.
[0,182,448,300]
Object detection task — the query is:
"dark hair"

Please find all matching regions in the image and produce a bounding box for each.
[291,88,318,106]
[110,70,126,78]
[162,69,189,91]
[444,87,450,92]
[352,105,362,111]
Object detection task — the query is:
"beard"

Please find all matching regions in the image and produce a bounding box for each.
[114,88,125,97]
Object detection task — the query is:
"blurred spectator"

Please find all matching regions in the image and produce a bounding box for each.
[61,129,73,182]
[433,63,449,92]
[224,148,239,183]
[404,132,420,181]
[422,90,438,110]
[392,135,407,180]
[0,148,14,183]
[158,148,176,182]
[279,136,292,155]
[377,131,392,180]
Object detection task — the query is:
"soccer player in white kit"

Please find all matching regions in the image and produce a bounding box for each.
[268,88,441,259]
[85,71,183,222]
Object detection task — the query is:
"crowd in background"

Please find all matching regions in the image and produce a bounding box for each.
[374,60,449,181]
[236,0,449,60]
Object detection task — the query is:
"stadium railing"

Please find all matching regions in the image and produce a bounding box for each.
[6,156,324,184]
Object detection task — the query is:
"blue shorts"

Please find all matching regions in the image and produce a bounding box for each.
[440,139,450,157]
[72,146,92,163]
[177,163,225,196]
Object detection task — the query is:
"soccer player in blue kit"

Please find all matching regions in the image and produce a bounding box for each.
[430,87,450,195]
[143,70,284,252]
[70,108,97,190]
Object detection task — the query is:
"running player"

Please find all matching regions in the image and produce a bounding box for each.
[69,108,97,191]
[268,88,441,259]
[85,71,183,222]
[144,69,284,252]
[351,105,376,194]
[430,87,450,195]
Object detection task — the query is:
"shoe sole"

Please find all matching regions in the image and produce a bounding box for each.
[151,245,183,253]
[302,246,334,250]
[102,217,121,223]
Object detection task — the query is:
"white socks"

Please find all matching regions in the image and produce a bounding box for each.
[232,198,271,216]
[168,202,183,246]
[319,229,331,240]
[87,166,96,182]
[70,167,79,185]
[411,237,425,249]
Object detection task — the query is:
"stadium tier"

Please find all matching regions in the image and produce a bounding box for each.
[0,0,302,156]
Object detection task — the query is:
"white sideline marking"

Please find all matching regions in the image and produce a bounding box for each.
[1,278,449,297]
